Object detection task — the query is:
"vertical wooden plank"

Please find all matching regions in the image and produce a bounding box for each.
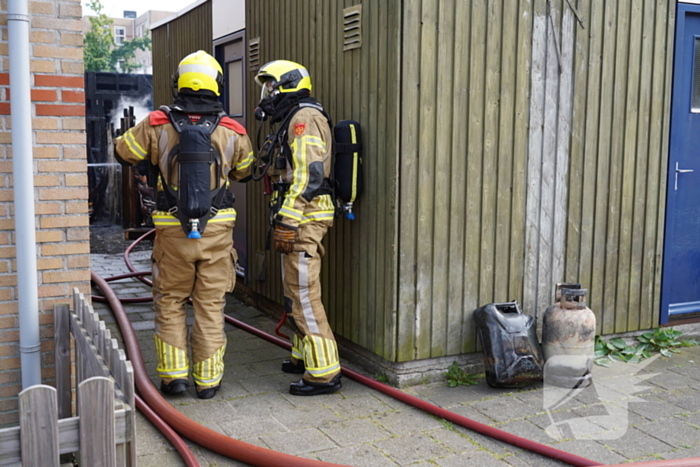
[628,0,654,332]
[370,0,388,355]
[19,385,60,467]
[524,0,547,320]
[397,0,421,360]
[383,0,401,361]
[495,0,516,304]
[649,0,674,328]
[509,0,533,305]
[553,0,575,298]
[447,0,470,355]
[54,304,71,419]
[361,0,375,351]
[617,0,643,332]
[603,0,629,334]
[430,0,454,357]
[415,0,438,359]
[567,0,590,285]
[479,0,502,309]
[592,0,617,335]
[119,352,135,467]
[463,0,487,353]
[576,0,602,328]
[636,0,659,331]
[536,0,560,320]
[79,377,116,467]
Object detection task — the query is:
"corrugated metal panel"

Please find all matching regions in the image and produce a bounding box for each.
[563,0,674,335]
[245,1,401,360]
[398,0,534,361]
[151,1,213,108]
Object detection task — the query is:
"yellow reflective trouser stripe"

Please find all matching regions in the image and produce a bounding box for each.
[154,335,189,379]
[300,211,335,224]
[303,335,340,377]
[279,206,303,221]
[124,130,147,160]
[235,152,254,170]
[152,209,237,226]
[291,334,304,360]
[193,345,225,387]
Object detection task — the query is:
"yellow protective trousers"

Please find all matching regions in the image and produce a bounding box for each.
[282,221,340,384]
[151,221,237,388]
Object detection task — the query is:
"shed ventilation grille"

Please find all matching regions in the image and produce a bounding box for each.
[249,37,260,71]
[343,5,362,51]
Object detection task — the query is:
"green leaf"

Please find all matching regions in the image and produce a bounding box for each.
[610,338,628,350]
[660,349,672,357]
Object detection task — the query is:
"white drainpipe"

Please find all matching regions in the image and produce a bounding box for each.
[8,0,41,388]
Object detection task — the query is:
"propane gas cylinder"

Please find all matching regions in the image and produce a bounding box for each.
[542,284,596,388]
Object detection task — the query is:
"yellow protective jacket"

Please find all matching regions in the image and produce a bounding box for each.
[115,108,254,229]
[272,105,335,230]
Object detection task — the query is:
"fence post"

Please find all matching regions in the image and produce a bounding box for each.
[19,385,60,467]
[54,304,71,419]
[79,377,116,467]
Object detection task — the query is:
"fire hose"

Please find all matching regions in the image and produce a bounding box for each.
[91,229,610,467]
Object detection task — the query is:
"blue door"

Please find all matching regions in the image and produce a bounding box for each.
[662,3,700,323]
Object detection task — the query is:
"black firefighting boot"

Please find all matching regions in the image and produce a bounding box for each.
[289,375,342,396]
[160,379,189,395]
[196,384,221,400]
[281,359,306,374]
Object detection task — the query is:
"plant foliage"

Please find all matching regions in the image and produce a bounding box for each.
[83,0,151,73]
[594,328,698,366]
[445,362,479,388]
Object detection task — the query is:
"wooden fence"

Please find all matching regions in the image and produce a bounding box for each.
[0,289,135,466]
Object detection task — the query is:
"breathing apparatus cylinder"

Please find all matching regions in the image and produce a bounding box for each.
[187,219,201,239]
[333,120,363,220]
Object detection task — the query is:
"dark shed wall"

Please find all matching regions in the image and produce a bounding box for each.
[151,2,213,108]
[245,1,401,360]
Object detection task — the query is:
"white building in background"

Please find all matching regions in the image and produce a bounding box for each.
[82,9,174,74]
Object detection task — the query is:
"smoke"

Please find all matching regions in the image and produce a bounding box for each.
[110,95,152,133]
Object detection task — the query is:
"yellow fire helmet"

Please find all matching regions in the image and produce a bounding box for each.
[174,50,224,96]
[255,60,312,99]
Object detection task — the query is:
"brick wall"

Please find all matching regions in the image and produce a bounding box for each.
[0,0,88,427]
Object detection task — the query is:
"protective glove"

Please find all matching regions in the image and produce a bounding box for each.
[274,224,296,254]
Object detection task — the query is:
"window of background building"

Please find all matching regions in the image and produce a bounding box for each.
[114,26,126,45]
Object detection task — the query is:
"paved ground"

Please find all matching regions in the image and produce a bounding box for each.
[90,252,700,467]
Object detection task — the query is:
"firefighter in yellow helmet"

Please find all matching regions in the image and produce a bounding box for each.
[115,50,254,399]
[255,60,341,396]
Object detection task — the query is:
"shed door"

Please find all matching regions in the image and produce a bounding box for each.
[662,3,700,323]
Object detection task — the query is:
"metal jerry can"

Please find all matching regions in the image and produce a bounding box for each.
[474,301,545,388]
[541,284,596,388]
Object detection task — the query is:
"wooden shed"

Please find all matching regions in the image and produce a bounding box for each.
[244,0,687,369]
[149,0,700,379]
